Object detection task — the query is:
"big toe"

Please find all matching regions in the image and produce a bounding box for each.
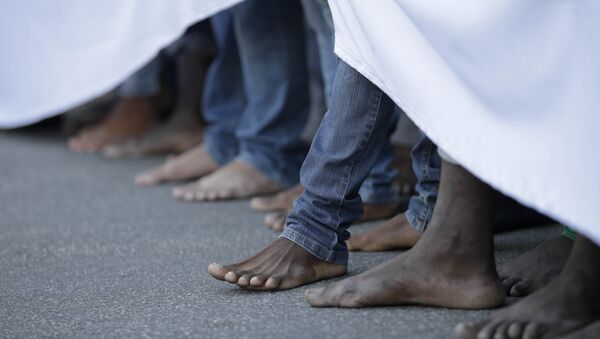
[454,322,481,339]
[304,287,330,307]
[207,263,229,280]
[249,196,278,211]
[135,168,165,186]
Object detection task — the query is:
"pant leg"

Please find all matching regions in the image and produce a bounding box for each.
[117,54,163,98]
[405,134,442,233]
[202,10,246,166]
[359,108,400,205]
[303,0,398,205]
[231,0,310,187]
[282,61,396,264]
[301,0,338,107]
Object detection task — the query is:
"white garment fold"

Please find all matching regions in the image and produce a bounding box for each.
[330,0,600,244]
[0,0,242,128]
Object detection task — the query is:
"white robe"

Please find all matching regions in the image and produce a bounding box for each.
[329,0,600,244]
[0,0,242,128]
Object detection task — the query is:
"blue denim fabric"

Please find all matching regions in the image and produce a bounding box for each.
[282,61,397,264]
[232,0,309,187]
[359,108,400,205]
[117,55,163,97]
[202,11,246,166]
[301,0,399,205]
[301,0,337,106]
[117,21,213,98]
[405,134,441,232]
[203,0,310,187]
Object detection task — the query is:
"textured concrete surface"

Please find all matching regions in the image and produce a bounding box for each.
[0,127,559,338]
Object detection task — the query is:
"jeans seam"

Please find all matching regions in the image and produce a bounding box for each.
[334,86,383,227]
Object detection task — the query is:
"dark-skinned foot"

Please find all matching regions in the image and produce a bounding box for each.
[208,237,347,290]
[564,321,600,339]
[305,161,505,309]
[456,236,600,339]
[347,213,421,251]
[498,235,573,297]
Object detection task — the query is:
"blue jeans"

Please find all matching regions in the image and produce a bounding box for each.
[301,0,399,205]
[406,134,441,232]
[283,61,400,264]
[118,21,213,98]
[203,0,310,187]
[117,55,163,98]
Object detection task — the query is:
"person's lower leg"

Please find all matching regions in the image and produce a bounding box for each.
[305,160,505,309]
[208,61,398,289]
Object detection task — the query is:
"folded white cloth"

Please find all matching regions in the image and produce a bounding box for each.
[330,0,600,244]
[0,0,242,128]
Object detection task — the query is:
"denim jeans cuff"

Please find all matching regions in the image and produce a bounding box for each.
[361,192,400,205]
[280,227,348,265]
[405,207,429,233]
[203,133,235,167]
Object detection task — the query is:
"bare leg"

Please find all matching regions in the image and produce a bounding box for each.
[304,161,505,309]
[456,235,600,339]
[68,98,156,153]
[103,45,213,158]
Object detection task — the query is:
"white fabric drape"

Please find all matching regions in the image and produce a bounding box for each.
[0,0,242,128]
[329,0,600,244]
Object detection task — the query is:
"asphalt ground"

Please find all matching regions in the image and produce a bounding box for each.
[0,126,559,338]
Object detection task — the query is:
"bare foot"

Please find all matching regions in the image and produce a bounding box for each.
[250,184,303,212]
[134,144,218,186]
[207,237,347,290]
[304,161,505,309]
[564,322,600,339]
[347,213,421,251]
[262,202,398,233]
[498,235,573,297]
[456,236,600,339]
[102,114,203,158]
[68,98,156,152]
[172,160,282,201]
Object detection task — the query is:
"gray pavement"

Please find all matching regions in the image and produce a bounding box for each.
[0,127,559,338]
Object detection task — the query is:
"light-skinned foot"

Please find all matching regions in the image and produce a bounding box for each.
[172,159,282,201]
[208,237,347,290]
[346,213,421,251]
[134,144,218,186]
